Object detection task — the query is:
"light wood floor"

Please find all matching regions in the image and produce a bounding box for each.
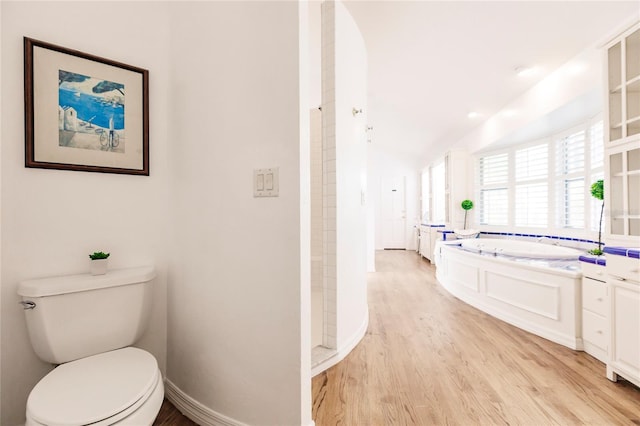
[312,250,640,425]
[156,250,640,425]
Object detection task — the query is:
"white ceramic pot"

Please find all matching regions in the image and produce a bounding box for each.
[90,259,108,275]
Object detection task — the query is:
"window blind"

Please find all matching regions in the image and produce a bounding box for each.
[590,121,605,231]
[480,153,508,185]
[556,130,586,228]
[480,188,508,225]
[556,130,585,175]
[515,144,548,227]
[478,152,509,226]
[515,144,548,181]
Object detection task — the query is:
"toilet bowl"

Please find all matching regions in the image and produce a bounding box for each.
[25,348,164,426]
[19,266,163,425]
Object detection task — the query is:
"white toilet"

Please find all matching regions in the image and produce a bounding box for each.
[18,266,164,426]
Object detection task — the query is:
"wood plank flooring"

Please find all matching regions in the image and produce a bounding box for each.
[153,399,197,426]
[156,249,640,425]
[312,249,640,425]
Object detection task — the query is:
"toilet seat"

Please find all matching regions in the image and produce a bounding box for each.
[26,347,159,426]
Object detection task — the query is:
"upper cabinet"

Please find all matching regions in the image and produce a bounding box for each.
[607,23,640,143]
[605,22,640,241]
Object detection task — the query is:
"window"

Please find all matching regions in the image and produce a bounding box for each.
[589,121,604,232]
[474,117,603,233]
[421,169,430,223]
[556,130,586,228]
[431,161,446,224]
[478,152,508,225]
[515,144,548,227]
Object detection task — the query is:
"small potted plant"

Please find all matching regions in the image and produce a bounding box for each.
[588,180,604,256]
[461,199,474,230]
[89,251,110,275]
[454,199,479,239]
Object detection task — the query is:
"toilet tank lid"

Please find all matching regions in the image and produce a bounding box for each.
[18,266,156,297]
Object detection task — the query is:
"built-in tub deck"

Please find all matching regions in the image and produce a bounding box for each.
[435,240,584,350]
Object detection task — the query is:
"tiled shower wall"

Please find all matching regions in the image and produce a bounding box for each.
[310,108,323,291]
[310,108,324,348]
[321,0,337,349]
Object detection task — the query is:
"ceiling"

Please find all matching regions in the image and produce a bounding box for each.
[342,1,640,164]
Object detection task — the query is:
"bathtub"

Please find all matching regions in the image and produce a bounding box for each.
[460,238,583,260]
[435,240,583,350]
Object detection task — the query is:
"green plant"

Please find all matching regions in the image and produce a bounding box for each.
[89,251,110,260]
[589,179,604,255]
[461,199,474,229]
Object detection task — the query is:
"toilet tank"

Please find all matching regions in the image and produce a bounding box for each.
[18,266,155,364]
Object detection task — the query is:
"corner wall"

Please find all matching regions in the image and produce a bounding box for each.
[322,0,369,355]
[166,2,311,425]
[0,3,171,424]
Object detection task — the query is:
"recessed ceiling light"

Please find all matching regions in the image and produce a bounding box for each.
[515,66,536,77]
[468,112,481,119]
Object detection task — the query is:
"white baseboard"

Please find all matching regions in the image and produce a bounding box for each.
[311,308,369,377]
[165,379,316,426]
[165,379,247,426]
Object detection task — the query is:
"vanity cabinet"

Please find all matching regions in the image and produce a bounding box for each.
[419,225,445,263]
[605,22,640,241]
[419,225,431,260]
[606,253,640,388]
[581,262,608,363]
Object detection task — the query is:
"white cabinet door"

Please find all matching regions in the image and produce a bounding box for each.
[608,277,640,387]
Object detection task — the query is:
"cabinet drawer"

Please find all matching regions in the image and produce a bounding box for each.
[607,254,640,283]
[582,278,607,316]
[581,262,606,282]
[583,309,607,350]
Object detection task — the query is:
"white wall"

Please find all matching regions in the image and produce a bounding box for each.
[1,2,313,426]
[166,2,311,425]
[318,0,369,358]
[0,2,171,425]
[449,48,603,159]
[368,144,421,251]
[310,109,323,291]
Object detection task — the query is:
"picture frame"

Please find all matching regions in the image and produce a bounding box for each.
[24,37,149,175]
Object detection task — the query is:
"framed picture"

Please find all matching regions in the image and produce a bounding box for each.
[24,37,149,175]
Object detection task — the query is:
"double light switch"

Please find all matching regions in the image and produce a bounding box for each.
[254,168,279,197]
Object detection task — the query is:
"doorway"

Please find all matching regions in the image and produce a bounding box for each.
[381,176,406,249]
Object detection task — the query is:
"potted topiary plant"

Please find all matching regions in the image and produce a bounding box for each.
[454,199,479,239]
[461,199,474,230]
[89,251,110,275]
[589,180,604,256]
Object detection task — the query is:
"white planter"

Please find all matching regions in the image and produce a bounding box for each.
[90,259,108,276]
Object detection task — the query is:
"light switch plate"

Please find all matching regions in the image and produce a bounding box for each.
[254,168,279,197]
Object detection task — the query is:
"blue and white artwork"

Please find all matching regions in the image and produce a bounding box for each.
[58,70,125,153]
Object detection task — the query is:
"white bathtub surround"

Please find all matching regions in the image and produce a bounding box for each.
[443,231,604,253]
[453,228,480,239]
[460,238,584,260]
[436,242,583,350]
